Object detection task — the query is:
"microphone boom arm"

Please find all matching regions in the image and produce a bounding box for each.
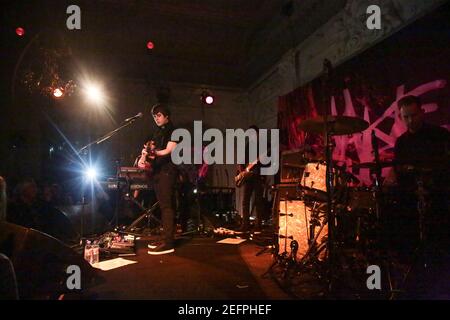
[78,115,142,154]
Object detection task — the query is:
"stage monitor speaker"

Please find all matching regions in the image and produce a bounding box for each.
[0,222,100,299]
[277,200,327,260]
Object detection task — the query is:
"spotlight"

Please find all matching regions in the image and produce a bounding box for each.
[16,27,25,37]
[84,167,97,181]
[52,87,64,99]
[201,91,214,105]
[205,95,214,105]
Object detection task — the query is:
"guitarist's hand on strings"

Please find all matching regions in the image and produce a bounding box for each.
[142,141,156,159]
[138,140,156,169]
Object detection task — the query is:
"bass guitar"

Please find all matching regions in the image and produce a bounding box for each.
[234,159,258,187]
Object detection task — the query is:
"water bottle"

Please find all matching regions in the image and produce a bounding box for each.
[84,242,93,264]
[91,244,99,264]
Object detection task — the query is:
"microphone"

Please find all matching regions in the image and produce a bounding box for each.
[124,112,143,122]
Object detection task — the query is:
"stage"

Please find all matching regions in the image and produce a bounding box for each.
[65,235,290,300]
[60,231,450,300]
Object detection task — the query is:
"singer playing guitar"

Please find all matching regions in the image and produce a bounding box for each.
[144,103,179,255]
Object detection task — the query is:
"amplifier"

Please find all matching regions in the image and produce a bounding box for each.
[280,149,305,183]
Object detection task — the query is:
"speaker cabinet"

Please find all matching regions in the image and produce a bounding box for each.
[0,222,99,299]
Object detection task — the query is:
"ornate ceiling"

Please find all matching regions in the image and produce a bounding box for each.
[3,0,346,88]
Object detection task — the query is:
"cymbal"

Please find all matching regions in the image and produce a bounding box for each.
[297,116,369,135]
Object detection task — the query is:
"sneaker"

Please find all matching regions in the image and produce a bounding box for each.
[234,226,250,234]
[147,243,175,255]
[147,241,162,249]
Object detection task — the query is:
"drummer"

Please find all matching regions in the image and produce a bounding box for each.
[384,95,449,248]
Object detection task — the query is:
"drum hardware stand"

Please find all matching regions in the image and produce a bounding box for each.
[261,245,288,278]
[316,60,364,297]
[388,172,429,300]
[281,240,299,279]
[124,196,161,236]
[370,130,408,299]
[321,58,339,294]
[257,188,283,268]
[294,207,328,278]
[254,196,277,257]
[307,201,323,245]
[262,239,300,296]
[371,130,383,222]
[262,186,292,277]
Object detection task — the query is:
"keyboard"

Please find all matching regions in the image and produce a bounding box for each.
[100,179,152,191]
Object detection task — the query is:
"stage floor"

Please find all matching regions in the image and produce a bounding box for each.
[71,235,291,300]
[62,230,450,300]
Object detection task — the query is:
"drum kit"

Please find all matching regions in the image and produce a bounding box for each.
[266,116,448,298]
[268,115,442,297]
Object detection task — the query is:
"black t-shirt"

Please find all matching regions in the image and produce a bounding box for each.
[394,123,449,193]
[147,121,177,171]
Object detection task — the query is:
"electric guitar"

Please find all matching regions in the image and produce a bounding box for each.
[133,141,156,198]
[136,140,156,173]
[234,159,259,187]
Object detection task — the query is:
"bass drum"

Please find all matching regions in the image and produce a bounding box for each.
[277,199,328,261]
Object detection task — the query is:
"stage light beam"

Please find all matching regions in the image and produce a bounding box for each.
[85,167,97,181]
[84,84,104,105]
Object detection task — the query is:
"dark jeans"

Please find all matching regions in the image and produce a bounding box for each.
[153,165,178,246]
[241,175,265,229]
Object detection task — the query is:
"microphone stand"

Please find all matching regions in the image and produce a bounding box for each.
[77,117,143,232]
[78,118,141,154]
[321,58,337,294]
[372,130,382,222]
